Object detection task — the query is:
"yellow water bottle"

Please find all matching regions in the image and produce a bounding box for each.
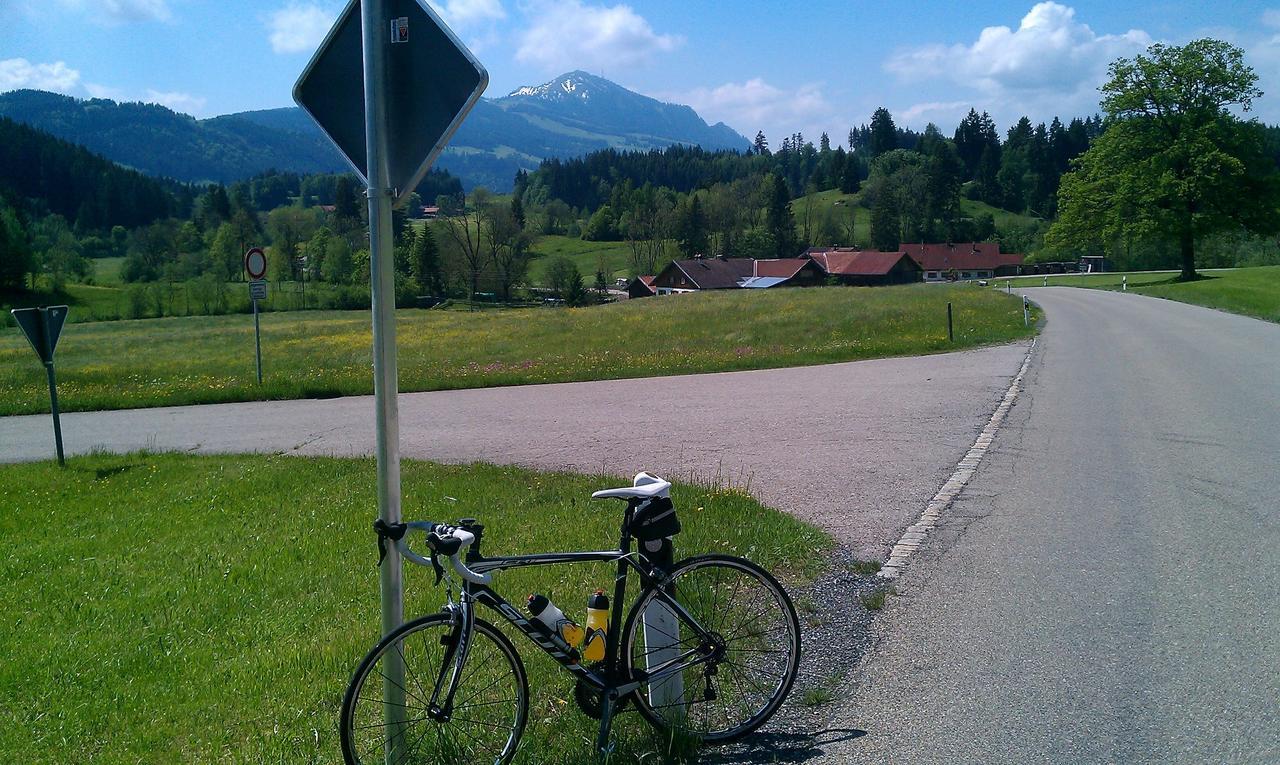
[582,590,610,662]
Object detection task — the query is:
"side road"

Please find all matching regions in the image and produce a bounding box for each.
[0,343,1029,558]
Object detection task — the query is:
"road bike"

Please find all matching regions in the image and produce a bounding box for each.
[339,473,801,764]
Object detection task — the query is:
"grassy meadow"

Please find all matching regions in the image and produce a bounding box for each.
[0,453,830,765]
[526,235,634,285]
[1,284,1037,416]
[1010,266,1280,322]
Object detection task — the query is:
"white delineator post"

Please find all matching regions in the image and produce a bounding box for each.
[361,0,408,754]
[641,481,684,721]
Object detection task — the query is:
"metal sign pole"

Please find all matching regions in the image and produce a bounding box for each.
[253,297,263,384]
[44,357,65,467]
[361,0,408,756]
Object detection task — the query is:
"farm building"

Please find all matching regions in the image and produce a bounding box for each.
[804,248,922,286]
[650,257,820,293]
[627,275,657,298]
[900,242,1024,282]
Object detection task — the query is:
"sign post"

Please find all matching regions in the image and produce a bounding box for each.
[245,247,268,384]
[11,305,69,466]
[294,0,488,755]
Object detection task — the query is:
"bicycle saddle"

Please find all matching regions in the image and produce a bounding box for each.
[590,472,671,500]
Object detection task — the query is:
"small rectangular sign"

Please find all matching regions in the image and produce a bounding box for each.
[392,17,408,43]
[249,280,268,301]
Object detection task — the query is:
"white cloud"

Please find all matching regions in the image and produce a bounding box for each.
[517,0,681,73]
[144,89,207,114]
[267,2,337,55]
[664,77,832,141]
[32,0,171,24]
[429,0,505,26]
[0,58,82,93]
[102,0,171,23]
[897,101,973,127]
[886,2,1152,120]
[84,82,127,100]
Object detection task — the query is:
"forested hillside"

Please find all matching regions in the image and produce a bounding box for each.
[0,117,188,230]
[0,90,347,184]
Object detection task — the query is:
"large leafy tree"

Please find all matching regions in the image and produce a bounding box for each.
[1049,39,1280,279]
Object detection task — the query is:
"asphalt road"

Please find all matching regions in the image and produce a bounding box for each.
[0,342,1028,558]
[818,287,1280,764]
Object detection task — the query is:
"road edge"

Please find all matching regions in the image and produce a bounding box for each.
[878,338,1037,579]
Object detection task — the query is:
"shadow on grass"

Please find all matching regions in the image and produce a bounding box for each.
[700,728,867,764]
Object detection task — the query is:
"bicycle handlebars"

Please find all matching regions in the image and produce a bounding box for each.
[373,518,492,585]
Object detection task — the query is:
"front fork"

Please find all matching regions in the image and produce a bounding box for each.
[427,597,475,721]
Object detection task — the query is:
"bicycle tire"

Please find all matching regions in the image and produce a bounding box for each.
[621,554,801,743]
[340,612,528,765]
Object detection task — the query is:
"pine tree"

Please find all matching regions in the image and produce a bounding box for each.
[870,191,900,251]
[764,174,799,258]
[0,203,32,289]
[675,195,709,256]
[411,223,444,295]
[754,131,770,155]
[869,108,898,157]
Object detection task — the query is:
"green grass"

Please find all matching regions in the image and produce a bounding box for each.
[0,452,830,765]
[850,559,882,577]
[526,235,635,286]
[957,198,1044,231]
[92,256,126,285]
[860,587,893,611]
[790,190,1044,248]
[1,285,1038,416]
[1010,266,1280,322]
[2,279,358,324]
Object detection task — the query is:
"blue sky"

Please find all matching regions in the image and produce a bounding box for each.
[4,0,1280,144]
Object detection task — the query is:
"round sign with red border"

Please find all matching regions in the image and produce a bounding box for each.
[244,247,267,280]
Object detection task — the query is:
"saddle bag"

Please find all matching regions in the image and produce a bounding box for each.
[631,496,680,541]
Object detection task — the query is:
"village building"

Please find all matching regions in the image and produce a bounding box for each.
[650,257,822,293]
[804,247,923,286]
[899,242,1024,282]
[626,275,657,298]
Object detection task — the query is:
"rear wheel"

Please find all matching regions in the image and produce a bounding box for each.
[622,554,801,743]
[340,613,528,765]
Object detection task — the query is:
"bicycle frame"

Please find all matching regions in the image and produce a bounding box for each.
[421,519,716,752]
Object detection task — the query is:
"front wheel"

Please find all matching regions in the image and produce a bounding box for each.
[622,554,801,743]
[339,613,528,765]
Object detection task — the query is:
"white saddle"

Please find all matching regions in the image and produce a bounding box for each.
[591,472,671,500]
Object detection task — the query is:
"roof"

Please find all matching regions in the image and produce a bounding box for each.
[808,248,917,276]
[737,276,791,289]
[668,258,756,290]
[899,242,1023,271]
[627,275,656,295]
[752,259,812,279]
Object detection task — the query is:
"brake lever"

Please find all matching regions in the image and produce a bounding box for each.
[372,519,407,568]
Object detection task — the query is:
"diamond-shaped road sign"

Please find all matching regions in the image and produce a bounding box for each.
[12,305,68,365]
[293,0,487,205]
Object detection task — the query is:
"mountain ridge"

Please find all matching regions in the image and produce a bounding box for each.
[0,73,748,192]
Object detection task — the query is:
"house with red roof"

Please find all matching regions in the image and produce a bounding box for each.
[626,275,657,298]
[805,247,922,286]
[899,242,1024,282]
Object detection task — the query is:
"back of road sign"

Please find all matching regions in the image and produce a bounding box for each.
[12,306,68,364]
[293,0,488,204]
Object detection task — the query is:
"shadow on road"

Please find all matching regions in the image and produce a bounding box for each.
[701,728,867,763]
